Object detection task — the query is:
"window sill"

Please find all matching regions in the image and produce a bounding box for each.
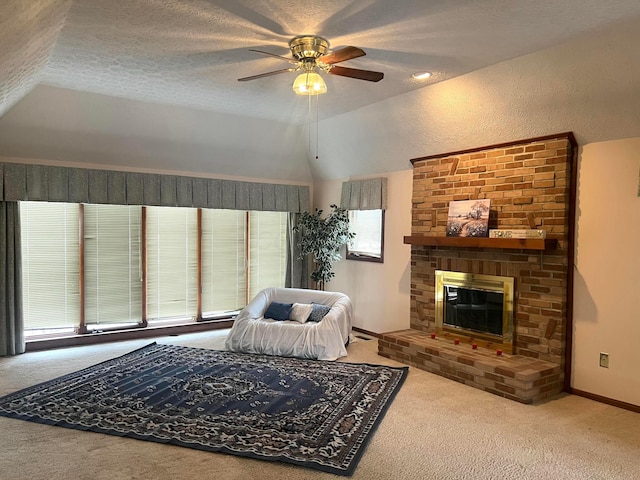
[25,318,234,352]
[346,252,384,263]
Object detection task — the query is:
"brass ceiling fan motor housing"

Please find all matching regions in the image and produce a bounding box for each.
[289,36,330,60]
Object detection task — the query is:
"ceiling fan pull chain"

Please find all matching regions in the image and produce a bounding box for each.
[315,94,320,160]
[307,94,311,155]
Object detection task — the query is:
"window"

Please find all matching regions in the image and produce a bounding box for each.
[248,211,288,299]
[84,204,142,329]
[201,209,247,317]
[340,178,387,263]
[347,209,385,262]
[20,202,289,337]
[146,206,199,323]
[20,202,80,334]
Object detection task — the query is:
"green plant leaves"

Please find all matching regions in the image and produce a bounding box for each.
[294,204,355,285]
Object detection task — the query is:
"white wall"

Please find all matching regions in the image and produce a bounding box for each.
[309,16,640,180]
[0,85,312,183]
[314,170,413,334]
[572,138,640,406]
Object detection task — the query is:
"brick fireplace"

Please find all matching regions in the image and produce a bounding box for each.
[379,133,577,404]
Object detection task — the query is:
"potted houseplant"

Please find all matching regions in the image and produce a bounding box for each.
[295,204,354,290]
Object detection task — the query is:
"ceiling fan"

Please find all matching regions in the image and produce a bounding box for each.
[238,35,384,94]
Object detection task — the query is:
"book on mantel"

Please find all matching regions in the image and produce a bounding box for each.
[489,229,547,239]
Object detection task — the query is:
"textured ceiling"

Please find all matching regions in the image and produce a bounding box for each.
[0,0,71,116]
[17,0,640,123]
[2,1,640,182]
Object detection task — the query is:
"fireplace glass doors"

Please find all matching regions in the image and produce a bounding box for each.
[435,270,514,352]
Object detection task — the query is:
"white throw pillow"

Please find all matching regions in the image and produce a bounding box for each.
[289,303,313,323]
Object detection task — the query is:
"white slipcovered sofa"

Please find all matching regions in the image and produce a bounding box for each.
[225,287,353,361]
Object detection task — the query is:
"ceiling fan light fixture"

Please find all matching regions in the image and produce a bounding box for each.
[293,71,327,95]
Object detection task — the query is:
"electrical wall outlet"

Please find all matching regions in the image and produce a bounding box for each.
[599,352,609,368]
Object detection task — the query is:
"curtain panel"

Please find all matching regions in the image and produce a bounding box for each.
[340,177,388,210]
[0,202,25,356]
[285,213,309,289]
[1,163,310,213]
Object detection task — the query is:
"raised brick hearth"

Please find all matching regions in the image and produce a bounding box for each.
[379,330,562,403]
[379,133,576,404]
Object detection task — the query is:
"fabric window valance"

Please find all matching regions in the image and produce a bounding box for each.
[340,177,387,210]
[0,162,310,213]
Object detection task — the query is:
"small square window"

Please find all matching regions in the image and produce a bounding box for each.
[347,209,384,263]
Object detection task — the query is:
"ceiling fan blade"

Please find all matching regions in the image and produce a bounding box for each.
[329,66,384,82]
[237,68,296,82]
[248,49,298,64]
[320,46,366,65]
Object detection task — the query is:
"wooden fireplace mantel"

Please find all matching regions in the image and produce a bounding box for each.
[403,235,558,251]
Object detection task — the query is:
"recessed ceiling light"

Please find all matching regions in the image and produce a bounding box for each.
[411,72,432,80]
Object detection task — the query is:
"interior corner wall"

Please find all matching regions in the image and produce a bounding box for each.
[572,137,640,407]
[313,170,413,334]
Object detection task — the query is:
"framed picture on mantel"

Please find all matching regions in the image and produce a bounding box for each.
[446,199,491,237]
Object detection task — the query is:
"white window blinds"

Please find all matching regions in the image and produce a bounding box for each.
[201,209,247,315]
[348,209,384,257]
[249,211,287,299]
[146,206,198,321]
[83,204,142,327]
[20,202,81,330]
[19,202,289,331]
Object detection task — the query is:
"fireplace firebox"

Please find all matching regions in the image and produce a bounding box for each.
[435,270,515,353]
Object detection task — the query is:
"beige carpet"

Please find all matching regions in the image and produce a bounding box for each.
[1,330,638,480]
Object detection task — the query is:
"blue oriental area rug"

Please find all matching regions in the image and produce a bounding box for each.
[0,343,407,476]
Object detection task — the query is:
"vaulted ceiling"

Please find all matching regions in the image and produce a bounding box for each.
[2,0,640,181]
